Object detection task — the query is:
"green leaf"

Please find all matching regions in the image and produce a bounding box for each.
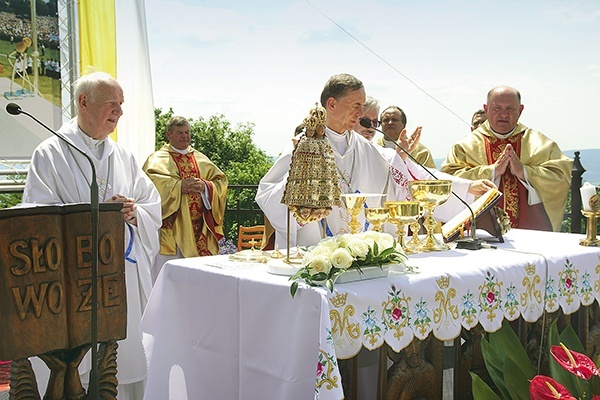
[559,323,586,354]
[488,321,536,379]
[290,281,299,298]
[481,336,512,400]
[504,356,531,400]
[470,372,502,400]
[379,247,394,258]
[325,279,334,293]
[311,272,328,281]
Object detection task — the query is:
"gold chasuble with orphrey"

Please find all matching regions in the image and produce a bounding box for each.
[169,152,221,256]
[484,133,552,231]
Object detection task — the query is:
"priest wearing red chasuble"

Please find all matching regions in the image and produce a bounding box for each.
[143,116,228,282]
[441,86,572,231]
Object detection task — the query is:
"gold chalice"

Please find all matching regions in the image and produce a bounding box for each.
[407,205,424,253]
[342,193,384,234]
[409,180,452,252]
[365,207,389,232]
[342,193,368,234]
[385,201,421,253]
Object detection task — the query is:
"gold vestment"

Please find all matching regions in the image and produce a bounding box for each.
[143,144,228,256]
[440,121,572,231]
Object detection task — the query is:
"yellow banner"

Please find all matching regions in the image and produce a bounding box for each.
[78,0,118,139]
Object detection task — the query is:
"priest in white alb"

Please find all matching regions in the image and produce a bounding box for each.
[256,73,495,249]
[22,72,161,400]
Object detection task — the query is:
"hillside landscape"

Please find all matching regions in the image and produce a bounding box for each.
[564,149,599,185]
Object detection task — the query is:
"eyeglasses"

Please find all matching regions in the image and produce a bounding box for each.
[363,118,381,128]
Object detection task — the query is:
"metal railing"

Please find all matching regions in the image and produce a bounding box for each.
[0,159,28,194]
[567,151,585,233]
[0,154,590,235]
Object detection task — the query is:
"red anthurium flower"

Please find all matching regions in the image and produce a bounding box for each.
[550,343,600,380]
[530,375,577,400]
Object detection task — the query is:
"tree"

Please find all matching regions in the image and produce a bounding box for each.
[153,108,274,241]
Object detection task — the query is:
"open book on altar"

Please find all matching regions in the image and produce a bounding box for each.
[442,188,504,243]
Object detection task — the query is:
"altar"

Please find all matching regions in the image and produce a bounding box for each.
[140,229,600,400]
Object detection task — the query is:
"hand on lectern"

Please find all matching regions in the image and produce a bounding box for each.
[108,194,138,225]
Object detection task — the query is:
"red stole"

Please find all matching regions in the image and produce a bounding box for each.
[484,133,552,231]
[170,152,221,256]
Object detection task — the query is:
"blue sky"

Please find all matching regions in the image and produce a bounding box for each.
[145,0,600,158]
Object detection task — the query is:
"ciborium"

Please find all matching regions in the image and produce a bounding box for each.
[365,207,389,232]
[385,201,421,253]
[409,180,452,252]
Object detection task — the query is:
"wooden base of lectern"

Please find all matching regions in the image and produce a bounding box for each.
[9,341,118,400]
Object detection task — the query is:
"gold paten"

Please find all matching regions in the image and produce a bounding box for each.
[282,104,341,224]
[229,247,272,263]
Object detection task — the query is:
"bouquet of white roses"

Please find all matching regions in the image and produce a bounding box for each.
[289,231,407,297]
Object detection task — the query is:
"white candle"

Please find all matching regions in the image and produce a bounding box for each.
[580,182,597,211]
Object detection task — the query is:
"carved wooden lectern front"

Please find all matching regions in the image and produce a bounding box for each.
[0,203,126,400]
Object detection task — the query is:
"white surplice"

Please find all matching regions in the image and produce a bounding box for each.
[22,119,161,398]
[256,129,473,248]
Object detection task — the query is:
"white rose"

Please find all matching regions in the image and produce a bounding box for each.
[359,231,377,246]
[310,244,332,258]
[345,236,369,259]
[318,237,339,251]
[308,255,332,275]
[302,251,315,267]
[360,231,379,241]
[331,247,354,270]
[375,233,394,251]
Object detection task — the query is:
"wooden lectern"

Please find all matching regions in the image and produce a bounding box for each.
[0,203,126,399]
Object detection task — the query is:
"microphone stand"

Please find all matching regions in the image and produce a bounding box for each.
[7,104,101,397]
[359,118,484,250]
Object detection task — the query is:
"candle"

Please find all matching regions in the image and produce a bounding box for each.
[580,182,597,211]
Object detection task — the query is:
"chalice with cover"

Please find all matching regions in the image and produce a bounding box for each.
[385,201,421,253]
[409,180,452,252]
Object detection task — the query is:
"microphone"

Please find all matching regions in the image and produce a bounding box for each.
[6,102,103,397]
[359,117,485,250]
[6,102,21,115]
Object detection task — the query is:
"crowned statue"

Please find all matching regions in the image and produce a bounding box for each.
[281,104,341,224]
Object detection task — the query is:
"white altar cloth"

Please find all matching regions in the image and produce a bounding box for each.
[141,229,600,400]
